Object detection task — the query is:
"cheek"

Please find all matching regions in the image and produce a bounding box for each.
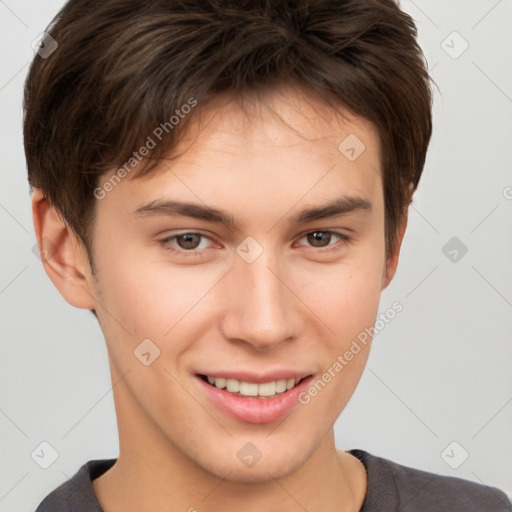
[301,262,383,409]
[91,239,223,348]
[299,246,385,345]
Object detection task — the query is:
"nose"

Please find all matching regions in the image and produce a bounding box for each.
[219,247,303,351]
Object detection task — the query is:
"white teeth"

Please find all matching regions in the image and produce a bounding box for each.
[215,377,226,389]
[276,379,287,393]
[239,381,258,396]
[258,381,277,396]
[226,379,240,392]
[205,375,304,397]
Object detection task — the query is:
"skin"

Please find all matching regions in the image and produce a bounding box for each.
[32,86,407,512]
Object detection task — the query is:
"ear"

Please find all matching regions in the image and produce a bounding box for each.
[32,189,97,310]
[382,208,408,290]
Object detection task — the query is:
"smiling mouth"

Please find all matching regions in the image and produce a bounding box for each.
[198,374,310,399]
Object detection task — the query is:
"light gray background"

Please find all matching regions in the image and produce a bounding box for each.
[1,1,511,510]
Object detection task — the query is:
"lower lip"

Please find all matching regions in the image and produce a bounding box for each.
[195,374,314,424]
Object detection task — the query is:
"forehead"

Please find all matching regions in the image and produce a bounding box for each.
[154,87,380,172]
[98,86,383,228]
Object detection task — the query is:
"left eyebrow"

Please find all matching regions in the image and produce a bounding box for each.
[131,195,372,228]
[288,196,372,224]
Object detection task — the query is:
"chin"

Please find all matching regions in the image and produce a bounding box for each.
[197,443,308,483]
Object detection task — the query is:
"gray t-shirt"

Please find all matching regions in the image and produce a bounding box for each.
[35,449,512,511]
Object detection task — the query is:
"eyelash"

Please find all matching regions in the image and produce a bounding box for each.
[158,230,350,257]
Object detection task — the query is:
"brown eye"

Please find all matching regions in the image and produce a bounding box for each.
[175,233,202,250]
[297,230,349,252]
[159,231,213,256]
[306,231,333,247]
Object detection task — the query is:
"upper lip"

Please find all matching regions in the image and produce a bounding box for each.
[196,370,313,383]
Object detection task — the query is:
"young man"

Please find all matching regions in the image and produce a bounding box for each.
[25,1,511,511]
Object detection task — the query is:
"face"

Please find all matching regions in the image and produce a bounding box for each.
[74,88,392,481]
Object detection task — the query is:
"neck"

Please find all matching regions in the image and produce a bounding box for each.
[94,441,366,512]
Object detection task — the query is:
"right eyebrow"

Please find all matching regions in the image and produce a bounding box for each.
[132,199,236,228]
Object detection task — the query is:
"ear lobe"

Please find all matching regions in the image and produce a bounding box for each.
[32,189,97,310]
[382,209,408,290]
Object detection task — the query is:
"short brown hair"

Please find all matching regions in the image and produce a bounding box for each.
[24,0,433,264]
